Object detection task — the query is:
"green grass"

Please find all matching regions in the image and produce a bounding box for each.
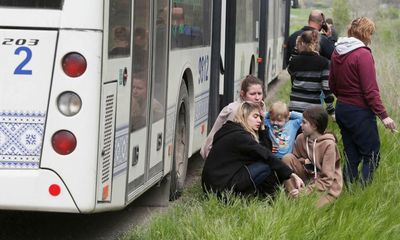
[121,6,400,240]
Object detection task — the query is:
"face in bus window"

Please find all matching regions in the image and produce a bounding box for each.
[132,78,147,100]
[109,26,130,56]
[131,77,148,131]
[241,84,263,103]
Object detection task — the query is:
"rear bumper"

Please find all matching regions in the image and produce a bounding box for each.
[0,169,79,213]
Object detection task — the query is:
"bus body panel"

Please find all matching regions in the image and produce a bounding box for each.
[61,1,103,30]
[0,9,62,28]
[41,30,103,213]
[99,57,132,210]
[167,47,211,164]
[99,0,131,208]
[0,1,102,30]
[233,42,258,99]
[0,29,56,169]
[0,169,78,212]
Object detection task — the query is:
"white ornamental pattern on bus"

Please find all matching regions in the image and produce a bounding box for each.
[0,111,45,169]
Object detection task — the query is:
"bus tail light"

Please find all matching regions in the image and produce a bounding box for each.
[62,52,87,77]
[52,130,77,155]
[49,184,61,196]
[57,91,82,116]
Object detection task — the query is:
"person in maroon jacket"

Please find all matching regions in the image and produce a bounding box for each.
[329,17,397,185]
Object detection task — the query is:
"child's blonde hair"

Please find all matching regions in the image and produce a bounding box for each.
[269,101,289,121]
[234,102,261,142]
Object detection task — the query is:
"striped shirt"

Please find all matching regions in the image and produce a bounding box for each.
[287,52,335,114]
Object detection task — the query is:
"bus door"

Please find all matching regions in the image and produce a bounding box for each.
[222,0,260,106]
[126,0,168,201]
[98,0,133,204]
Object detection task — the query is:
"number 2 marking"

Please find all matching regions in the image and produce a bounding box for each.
[14,46,32,75]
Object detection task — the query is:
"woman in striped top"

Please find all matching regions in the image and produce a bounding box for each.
[287,30,335,117]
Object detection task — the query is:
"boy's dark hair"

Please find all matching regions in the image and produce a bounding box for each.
[303,106,328,134]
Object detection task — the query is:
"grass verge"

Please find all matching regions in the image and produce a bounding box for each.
[121,6,400,240]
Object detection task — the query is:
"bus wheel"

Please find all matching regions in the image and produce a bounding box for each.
[249,56,256,75]
[170,82,189,200]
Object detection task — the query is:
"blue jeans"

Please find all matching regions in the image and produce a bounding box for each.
[335,102,380,185]
[247,162,272,185]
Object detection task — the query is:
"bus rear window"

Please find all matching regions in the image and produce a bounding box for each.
[0,0,63,9]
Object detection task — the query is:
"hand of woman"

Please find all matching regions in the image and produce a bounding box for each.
[382,117,397,132]
[290,173,305,189]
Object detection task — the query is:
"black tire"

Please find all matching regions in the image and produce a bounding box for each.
[169,82,189,200]
[249,56,256,75]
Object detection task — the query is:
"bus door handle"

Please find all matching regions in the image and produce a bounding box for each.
[132,145,139,166]
[156,133,163,151]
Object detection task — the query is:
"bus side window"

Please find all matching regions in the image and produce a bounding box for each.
[171,0,211,49]
[108,0,132,58]
[109,26,130,56]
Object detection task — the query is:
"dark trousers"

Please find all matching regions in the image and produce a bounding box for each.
[335,102,380,185]
[229,162,276,196]
[247,162,271,185]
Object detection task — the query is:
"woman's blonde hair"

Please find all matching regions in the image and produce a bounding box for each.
[269,101,289,121]
[234,102,262,142]
[347,17,375,46]
[296,30,320,53]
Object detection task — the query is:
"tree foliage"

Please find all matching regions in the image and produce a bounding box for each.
[332,0,350,35]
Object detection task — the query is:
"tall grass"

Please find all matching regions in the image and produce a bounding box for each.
[122,6,400,240]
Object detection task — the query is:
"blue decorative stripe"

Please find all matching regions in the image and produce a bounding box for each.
[113,127,128,177]
[0,111,45,169]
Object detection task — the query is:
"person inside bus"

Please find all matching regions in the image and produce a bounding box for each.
[130,72,163,131]
[132,27,148,74]
[285,9,335,65]
[201,101,304,197]
[109,26,130,56]
[200,75,266,160]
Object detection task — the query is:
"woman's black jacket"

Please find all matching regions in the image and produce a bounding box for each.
[201,121,293,193]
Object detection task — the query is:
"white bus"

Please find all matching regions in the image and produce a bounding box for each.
[0,0,289,213]
[0,0,211,213]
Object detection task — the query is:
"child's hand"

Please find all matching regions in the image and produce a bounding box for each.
[272,145,278,153]
[290,173,305,189]
[289,189,300,198]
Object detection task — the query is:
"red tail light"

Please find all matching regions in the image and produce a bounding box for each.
[49,184,61,196]
[52,130,77,155]
[62,52,87,77]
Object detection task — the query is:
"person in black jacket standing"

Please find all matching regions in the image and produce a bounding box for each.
[201,102,304,197]
[285,9,335,65]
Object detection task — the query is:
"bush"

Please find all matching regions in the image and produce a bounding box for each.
[332,0,350,35]
[376,6,400,20]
